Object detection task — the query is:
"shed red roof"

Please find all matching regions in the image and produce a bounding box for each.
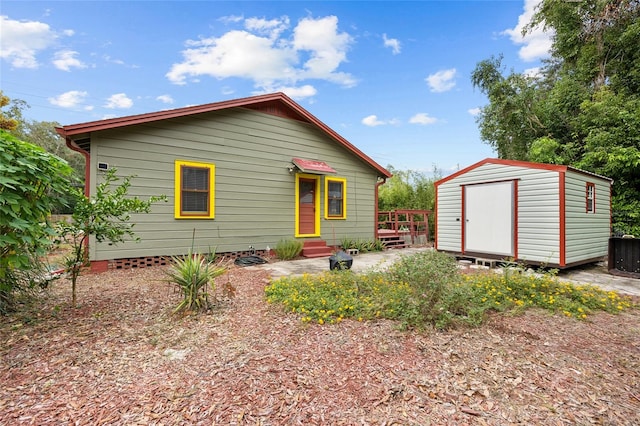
[55,92,391,178]
[434,158,612,187]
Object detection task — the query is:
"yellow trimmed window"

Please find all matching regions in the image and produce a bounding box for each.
[174,160,215,219]
[325,176,346,219]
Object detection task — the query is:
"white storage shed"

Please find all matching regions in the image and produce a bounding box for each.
[434,158,612,268]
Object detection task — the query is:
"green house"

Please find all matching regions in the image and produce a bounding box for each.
[56,92,391,271]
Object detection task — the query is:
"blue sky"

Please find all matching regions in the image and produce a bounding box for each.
[1,0,552,174]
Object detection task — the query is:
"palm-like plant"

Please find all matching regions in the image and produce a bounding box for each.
[166,250,226,314]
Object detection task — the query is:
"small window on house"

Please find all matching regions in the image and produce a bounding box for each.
[586,182,595,213]
[174,160,215,219]
[325,177,346,219]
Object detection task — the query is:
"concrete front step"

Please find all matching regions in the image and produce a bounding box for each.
[302,247,333,258]
[302,240,333,258]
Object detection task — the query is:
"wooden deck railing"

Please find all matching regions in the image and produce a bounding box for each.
[376,209,432,244]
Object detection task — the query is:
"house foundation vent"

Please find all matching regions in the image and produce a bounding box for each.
[105,250,269,270]
[108,256,170,270]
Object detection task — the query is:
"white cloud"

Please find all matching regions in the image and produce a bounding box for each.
[245,16,290,39]
[361,115,400,127]
[502,0,553,62]
[292,16,355,85]
[167,30,298,86]
[167,15,356,91]
[426,68,457,93]
[523,66,542,79]
[156,94,174,104]
[48,90,88,108]
[52,50,86,71]
[468,107,481,116]
[383,34,401,55]
[104,93,133,109]
[104,55,124,65]
[254,84,317,100]
[102,55,139,69]
[409,113,438,125]
[219,14,244,24]
[362,115,385,127]
[0,15,63,68]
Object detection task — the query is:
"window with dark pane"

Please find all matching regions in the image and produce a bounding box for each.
[328,180,344,216]
[181,166,209,214]
[586,182,595,213]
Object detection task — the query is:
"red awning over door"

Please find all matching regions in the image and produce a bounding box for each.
[292,157,336,174]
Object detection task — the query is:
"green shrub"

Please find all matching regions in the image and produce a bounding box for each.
[166,250,227,314]
[340,236,385,253]
[274,238,303,260]
[384,250,476,328]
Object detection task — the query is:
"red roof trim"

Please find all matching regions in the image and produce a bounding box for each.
[434,158,611,187]
[55,92,391,178]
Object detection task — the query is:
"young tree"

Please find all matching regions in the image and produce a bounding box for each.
[57,168,166,307]
[57,169,166,307]
[0,130,74,312]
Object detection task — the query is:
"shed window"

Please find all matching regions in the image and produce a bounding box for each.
[586,182,595,213]
[325,177,346,219]
[174,160,215,219]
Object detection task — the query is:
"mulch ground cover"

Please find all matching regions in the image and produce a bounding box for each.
[1,266,639,425]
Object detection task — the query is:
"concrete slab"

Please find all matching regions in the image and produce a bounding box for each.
[558,263,640,297]
[246,247,433,278]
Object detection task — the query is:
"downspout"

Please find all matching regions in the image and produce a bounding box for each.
[375,177,387,239]
[57,131,94,266]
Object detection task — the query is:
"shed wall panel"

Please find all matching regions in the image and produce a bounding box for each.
[564,171,610,264]
[437,163,561,263]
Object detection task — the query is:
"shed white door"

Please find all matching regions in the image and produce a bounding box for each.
[464,181,514,256]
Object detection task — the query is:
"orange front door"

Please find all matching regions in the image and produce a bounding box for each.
[298,178,317,235]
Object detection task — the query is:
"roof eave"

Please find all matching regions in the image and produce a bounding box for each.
[57,92,392,178]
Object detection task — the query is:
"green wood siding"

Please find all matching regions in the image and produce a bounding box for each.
[87,108,380,261]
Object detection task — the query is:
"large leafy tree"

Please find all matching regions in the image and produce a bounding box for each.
[0,130,74,312]
[3,92,84,185]
[378,165,441,212]
[471,56,545,160]
[378,166,441,236]
[0,91,19,131]
[472,0,640,234]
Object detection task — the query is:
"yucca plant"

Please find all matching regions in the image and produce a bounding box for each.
[166,250,227,314]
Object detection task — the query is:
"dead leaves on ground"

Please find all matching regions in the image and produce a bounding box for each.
[1,267,639,425]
